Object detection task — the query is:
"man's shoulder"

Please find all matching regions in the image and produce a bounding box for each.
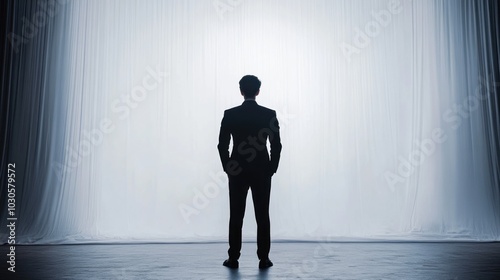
[225,103,276,114]
[224,106,240,115]
[256,104,276,114]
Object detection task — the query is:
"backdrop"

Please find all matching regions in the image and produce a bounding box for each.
[1,0,499,244]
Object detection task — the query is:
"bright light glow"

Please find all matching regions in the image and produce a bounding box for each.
[31,0,500,242]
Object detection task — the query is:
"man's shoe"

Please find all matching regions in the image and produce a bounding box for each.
[223,259,239,269]
[259,258,273,269]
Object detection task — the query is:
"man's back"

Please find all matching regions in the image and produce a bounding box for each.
[217,100,282,177]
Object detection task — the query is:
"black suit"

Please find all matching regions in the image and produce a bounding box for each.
[217,100,282,260]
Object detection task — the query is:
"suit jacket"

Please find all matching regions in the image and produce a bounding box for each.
[217,100,282,177]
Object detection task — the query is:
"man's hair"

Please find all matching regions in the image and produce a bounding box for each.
[239,75,261,98]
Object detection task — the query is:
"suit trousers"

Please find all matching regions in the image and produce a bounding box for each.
[227,173,272,260]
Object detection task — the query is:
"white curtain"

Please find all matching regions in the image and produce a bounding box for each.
[2,0,499,244]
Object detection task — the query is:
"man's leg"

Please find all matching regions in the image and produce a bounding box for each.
[228,176,249,260]
[250,175,272,260]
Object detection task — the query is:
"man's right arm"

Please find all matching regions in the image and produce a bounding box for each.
[217,111,231,172]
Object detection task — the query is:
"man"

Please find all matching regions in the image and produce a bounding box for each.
[217,75,282,269]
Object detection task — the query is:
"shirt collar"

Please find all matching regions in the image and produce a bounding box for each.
[242,99,257,105]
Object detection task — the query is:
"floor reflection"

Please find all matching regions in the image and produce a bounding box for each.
[3,242,500,279]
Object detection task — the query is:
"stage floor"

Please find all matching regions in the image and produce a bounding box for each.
[2,242,500,279]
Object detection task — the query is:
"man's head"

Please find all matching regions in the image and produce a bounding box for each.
[239,75,261,98]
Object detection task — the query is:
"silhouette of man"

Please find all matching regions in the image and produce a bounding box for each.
[217,75,282,269]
